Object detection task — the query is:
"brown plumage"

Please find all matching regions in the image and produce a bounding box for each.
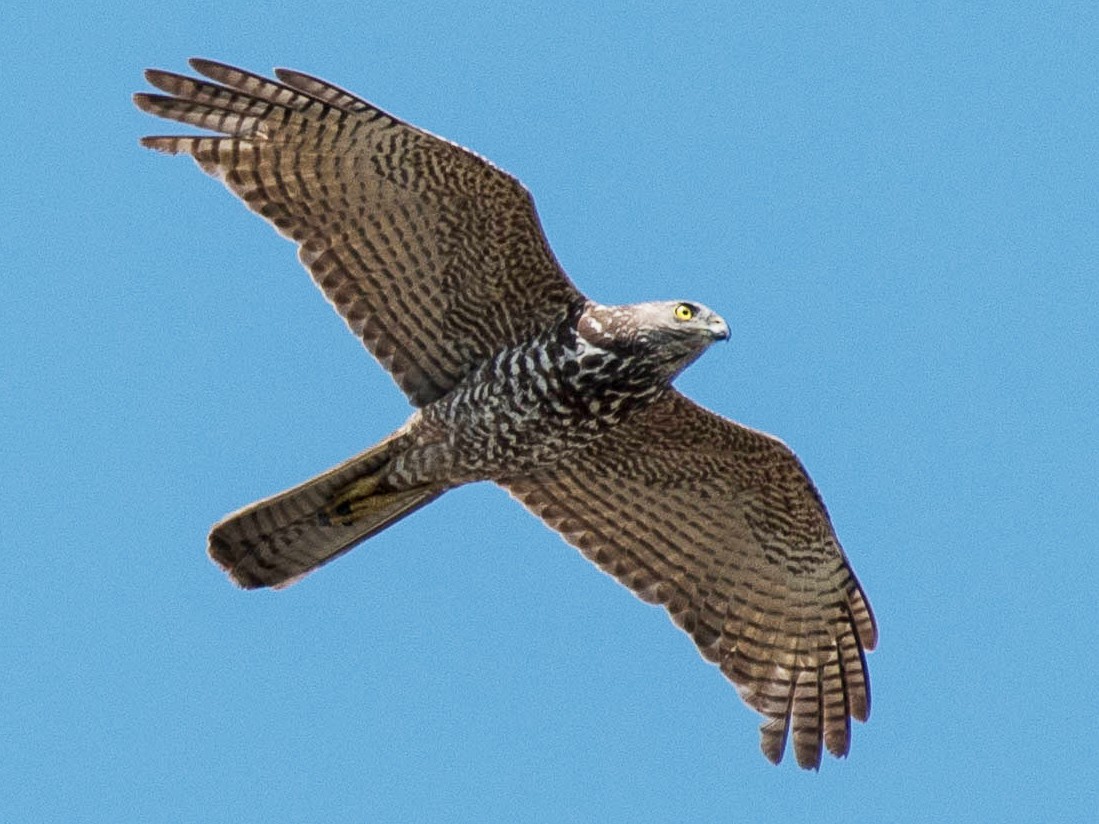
[135,58,877,770]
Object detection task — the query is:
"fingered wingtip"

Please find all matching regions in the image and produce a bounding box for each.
[136,135,185,154]
[132,91,154,111]
[187,56,222,75]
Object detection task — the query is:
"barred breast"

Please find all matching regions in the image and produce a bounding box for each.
[383,318,668,487]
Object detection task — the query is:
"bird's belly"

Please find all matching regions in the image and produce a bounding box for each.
[382,345,667,488]
[385,387,635,488]
[444,397,611,480]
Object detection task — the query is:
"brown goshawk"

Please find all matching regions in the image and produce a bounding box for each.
[135,59,876,770]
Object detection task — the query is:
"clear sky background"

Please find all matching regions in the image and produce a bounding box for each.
[4,3,1097,822]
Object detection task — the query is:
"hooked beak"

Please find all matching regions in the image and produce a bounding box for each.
[708,315,730,341]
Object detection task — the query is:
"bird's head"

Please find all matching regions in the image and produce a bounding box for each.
[577,300,729,382]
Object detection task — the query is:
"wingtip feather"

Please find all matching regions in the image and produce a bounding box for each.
[138,135,187,154]
[188,56,231,77]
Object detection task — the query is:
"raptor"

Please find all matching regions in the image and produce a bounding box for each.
[135,58,876,770]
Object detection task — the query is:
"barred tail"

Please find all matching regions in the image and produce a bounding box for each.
[208,433,445,589]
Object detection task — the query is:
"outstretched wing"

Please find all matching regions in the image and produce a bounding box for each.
[502,389,876,769]
[135,59,585,406]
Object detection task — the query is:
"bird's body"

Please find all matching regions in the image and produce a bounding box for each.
[401,300,729,485]
[136,59,876,770]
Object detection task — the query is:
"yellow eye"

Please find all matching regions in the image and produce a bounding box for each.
[674,303,694,321]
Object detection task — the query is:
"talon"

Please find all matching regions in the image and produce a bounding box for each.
[323,475,383,525]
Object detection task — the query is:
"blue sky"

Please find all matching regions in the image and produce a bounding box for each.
[4,2,1097,822]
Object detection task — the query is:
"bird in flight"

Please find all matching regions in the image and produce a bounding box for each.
[135,58,876,770]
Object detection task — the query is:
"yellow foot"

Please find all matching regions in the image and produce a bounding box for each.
[321,475,386,526]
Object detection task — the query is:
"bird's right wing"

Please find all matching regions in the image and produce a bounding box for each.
[135,59,585,406]
[502,389,876,769]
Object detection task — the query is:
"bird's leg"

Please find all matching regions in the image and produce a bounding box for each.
[321,465,439,529]
[321,474,384,526]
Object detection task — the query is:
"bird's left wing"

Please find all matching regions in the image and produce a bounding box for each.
[135,59,585,406]
[501,389,876,769]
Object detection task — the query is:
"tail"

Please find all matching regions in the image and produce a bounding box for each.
[208,432,446,589]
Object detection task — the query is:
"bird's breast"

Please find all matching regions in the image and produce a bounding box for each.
[403,335,668,483]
